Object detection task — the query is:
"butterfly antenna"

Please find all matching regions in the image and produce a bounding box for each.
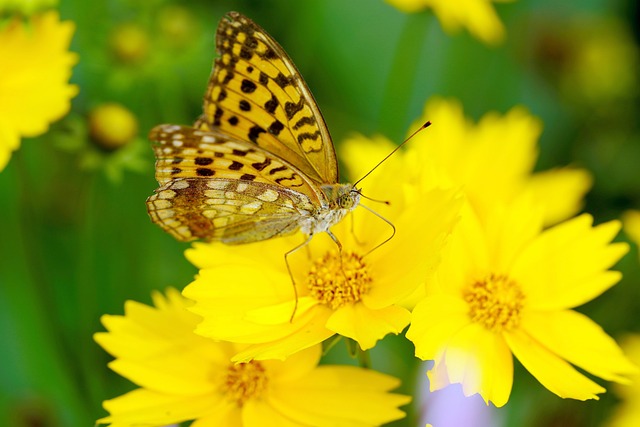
[354,190,391,206]
[284,235,313,322]
[352,120,432,189]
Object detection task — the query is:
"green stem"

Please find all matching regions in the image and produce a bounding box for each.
[357,348,371,369]
[378,13,430,140]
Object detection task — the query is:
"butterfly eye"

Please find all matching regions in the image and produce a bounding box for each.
[339,194,354,209]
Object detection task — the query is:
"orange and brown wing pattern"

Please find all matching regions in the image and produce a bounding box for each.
[146,124,322,242]
[147,178,316,243]
[196,11,338,185]
[149,124,323,203]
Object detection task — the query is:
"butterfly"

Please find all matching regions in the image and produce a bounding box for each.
[146,12,361,248]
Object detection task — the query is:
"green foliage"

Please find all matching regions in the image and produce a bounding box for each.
[0,0,638,426]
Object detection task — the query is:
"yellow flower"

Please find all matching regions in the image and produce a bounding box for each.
[342,97,592,227]
[0,11,78,171]
[109,23,149,64]
[604,334,640,427]
[562,18,639,106]
[0,0,57,15]
[184,179,461,361]
[622,210,640,261]
[406,197,636,407]
[88,103,139,150]
[385,0,513,44]
[95,288,411,427]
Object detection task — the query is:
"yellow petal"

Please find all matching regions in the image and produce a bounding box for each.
[407,295,470,360]
[504,328,606,400]
[264,345,321,383]
[190,407,242,427]
[429,201,489,296]
[527,167,593,226]
[622,210,640,257]
[185,236,299,270]
[326,303,410,350]
[428,323,513,407]
[521,310,637,383]
[339,133,396,183]
[268,366,410,426]
[386,0,508,44]
[98,388,231,426]
[433,0,507,44]
[609,334,640,403]
[466,107,540,210]
[94,294,231,395]
[0,11,78,147]
[412,98,469,178]
[484,192,544,272]
[106,357,215,395]
[242,400,305,427]
[184,264,297,341]
[512,216,628,309]
[0,124,20,171]
[366,187,462,307]
[245,296,317,326]
[96,302,210,360]
[231,310,334,362]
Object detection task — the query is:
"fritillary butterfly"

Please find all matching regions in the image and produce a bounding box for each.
[146,12,360,246]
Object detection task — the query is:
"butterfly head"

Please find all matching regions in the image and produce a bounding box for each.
[321,183,361,211]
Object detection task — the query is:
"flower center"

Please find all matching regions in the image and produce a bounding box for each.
[463,273,525,332]
[307,251,372,309]
[223,361,268,406]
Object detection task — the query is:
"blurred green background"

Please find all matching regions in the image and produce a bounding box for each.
[1,0,639,426]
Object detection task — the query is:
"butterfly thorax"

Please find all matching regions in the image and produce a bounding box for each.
[299,184,360,236]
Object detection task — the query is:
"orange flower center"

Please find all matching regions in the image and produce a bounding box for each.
[307,251,372,309]
[223,361,268,406]
[463,273,525,332]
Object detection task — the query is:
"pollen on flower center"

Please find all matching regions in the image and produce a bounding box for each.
[463,273,525,332]
[222,361,268,406]
[307,251,372,309]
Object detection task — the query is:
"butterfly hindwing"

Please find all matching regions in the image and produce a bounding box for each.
[147,177,317,243]
[196,11,338,185]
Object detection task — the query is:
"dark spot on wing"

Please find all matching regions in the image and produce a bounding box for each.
[240,79,257,93]
[196,168,215,177]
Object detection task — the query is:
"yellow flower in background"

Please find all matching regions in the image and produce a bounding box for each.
[342,97,592,227]
[407,197,635,407]
[0,11,78,171]
[0,0,57,15]
[109,23,149,64]
[385,0,513,44]
[562,18,639,106]
[184,181,461,361]
[88,103,138,150]
[604,335,640,427]
[622,210,640,261]
[95,288,411,427]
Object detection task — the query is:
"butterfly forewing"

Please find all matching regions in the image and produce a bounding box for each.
[196,11,338,185]
[149,124,324,204]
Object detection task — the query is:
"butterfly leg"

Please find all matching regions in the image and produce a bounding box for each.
[349,211,366,247]
[326,230,353,292]
[284,234,313,322]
